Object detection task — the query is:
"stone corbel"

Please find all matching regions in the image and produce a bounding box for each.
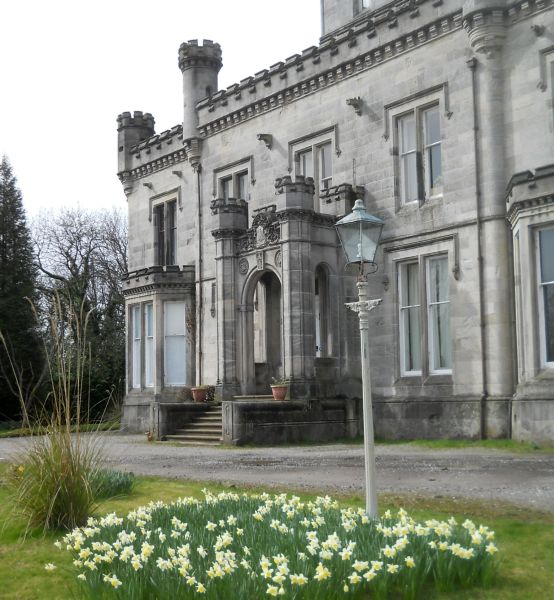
[257,133,273,149]
[346,97,362,116]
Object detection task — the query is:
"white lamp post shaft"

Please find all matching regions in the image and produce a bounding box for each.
[346,276,381,518]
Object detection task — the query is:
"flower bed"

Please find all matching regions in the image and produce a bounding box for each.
[50,491,498,599]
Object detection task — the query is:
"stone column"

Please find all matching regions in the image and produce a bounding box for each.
[275,176,317,398]
[463,1,515,413]
[211,198,248,401]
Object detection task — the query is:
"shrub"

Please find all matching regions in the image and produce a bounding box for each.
[8,430,102,530]
[91,470,135,499]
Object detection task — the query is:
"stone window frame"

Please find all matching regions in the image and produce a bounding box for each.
[535,224,554,368]
[152,199,177,267]
[212,156,255,200]
[148,188,181,267]
[384,84,452,211]
[388,237,454,381]
[288,125,340,210]
[393,98,443,208]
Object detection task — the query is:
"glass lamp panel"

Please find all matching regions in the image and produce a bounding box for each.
[337,221,380,264]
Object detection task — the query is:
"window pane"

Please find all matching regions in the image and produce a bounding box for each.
[401,153,418,203]
[132,306,141,389]
[221,177,231,200]
[165,302,185,335]
[297,150,313,179]
[424,107,440,144]
[399,114,416,152]
[145,305,153,388]
[400,262,421,373]
[539,229,554,283]
[165,301,186,385]
[428,257,449,303]
[428,256,451,372]
[544,284,554,362]
[237,172,248,200]
[165,337,186,385]
[403,306,422,371]
[167,202,176,266]
[320,143,332,180]
[430,304,452,370]
[406,262,419,305]
[154,204,165,266]
[428,145,442,190]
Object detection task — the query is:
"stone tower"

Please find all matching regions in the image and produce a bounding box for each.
[178,39,222,142]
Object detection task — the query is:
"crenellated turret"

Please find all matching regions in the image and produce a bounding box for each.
[117,111,155,173]
[178,39,222,142]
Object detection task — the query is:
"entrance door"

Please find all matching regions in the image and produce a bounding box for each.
[252,271,282,393]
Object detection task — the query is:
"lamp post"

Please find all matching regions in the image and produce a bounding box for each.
[335,198,384,518]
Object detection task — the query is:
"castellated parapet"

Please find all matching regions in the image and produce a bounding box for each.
[178,39,223,142]
[117,111,155,173]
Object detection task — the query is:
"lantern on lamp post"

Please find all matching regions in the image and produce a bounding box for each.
[335,198,384,518]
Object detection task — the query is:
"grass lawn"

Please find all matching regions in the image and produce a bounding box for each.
[0,464,552,599]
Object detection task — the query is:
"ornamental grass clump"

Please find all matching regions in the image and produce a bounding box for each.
[50,491,499,599]
[5,296,106,532]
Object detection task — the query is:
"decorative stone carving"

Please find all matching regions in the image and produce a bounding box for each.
[237,206,280,253]
[275,250,282,268]
[239,258,249,274]
[462,2,506,58]
[256,251,264,270]
[346,96,362,115]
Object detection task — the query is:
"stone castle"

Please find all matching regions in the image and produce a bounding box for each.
[117,0,554,443]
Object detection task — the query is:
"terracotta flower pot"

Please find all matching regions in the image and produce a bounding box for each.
[191,387,208,402]
[270,385,288,401]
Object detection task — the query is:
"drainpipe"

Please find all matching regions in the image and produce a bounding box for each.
[467,57,488,440]
[196,165,203,385]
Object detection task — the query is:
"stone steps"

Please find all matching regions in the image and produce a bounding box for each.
[165,403,222,445]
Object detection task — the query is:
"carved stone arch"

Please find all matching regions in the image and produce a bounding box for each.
[238,266,283,395]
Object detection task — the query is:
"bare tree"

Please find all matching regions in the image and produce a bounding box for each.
[33,206,127,416]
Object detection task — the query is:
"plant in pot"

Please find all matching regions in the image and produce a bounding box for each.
[191,385,210,403]
[270,377,288,401]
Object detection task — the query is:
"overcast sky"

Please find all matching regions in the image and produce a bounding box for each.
[0,0,321,215]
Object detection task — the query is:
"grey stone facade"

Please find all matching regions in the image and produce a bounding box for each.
[118,0,554,442]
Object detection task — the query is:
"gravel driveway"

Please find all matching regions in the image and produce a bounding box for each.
[1,433,553,512]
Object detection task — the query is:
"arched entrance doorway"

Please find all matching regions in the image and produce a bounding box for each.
[241,270,282,394]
